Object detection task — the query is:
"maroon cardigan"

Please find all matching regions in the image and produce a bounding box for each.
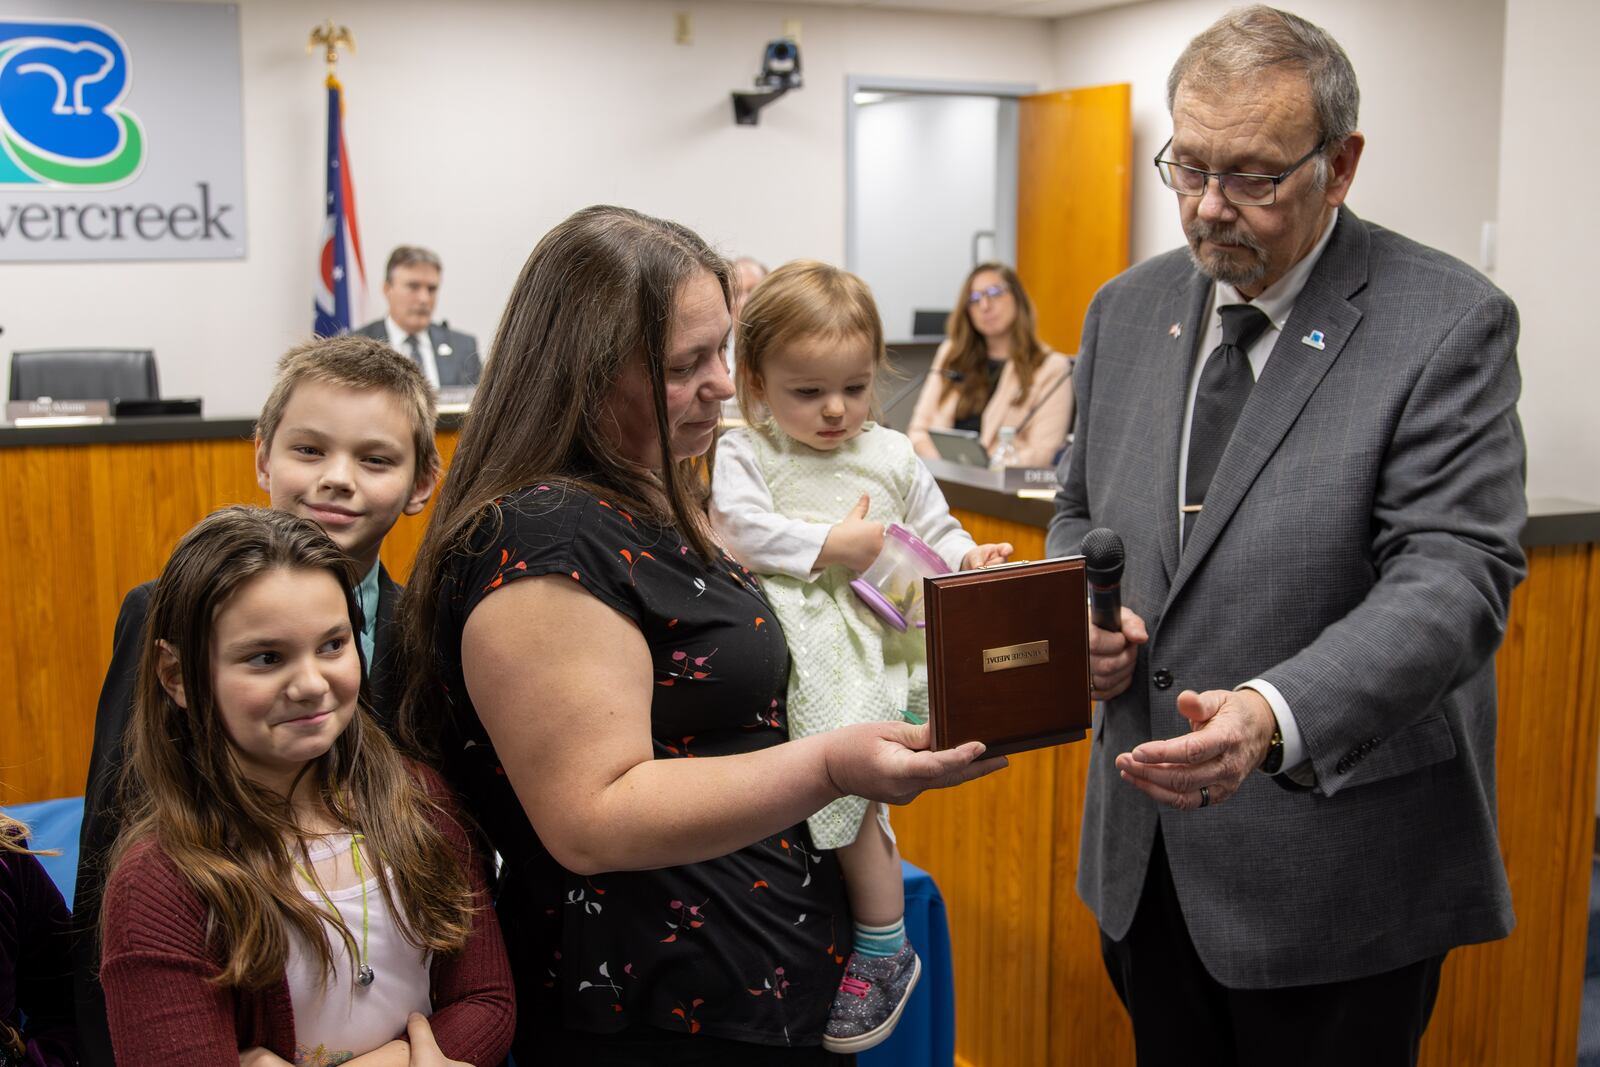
[99,766,513,1065]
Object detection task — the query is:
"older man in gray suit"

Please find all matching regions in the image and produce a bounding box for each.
[1045,7,1525,1063]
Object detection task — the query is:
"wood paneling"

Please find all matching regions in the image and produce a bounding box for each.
[1416,543,1600,1067]
[896,512,1137,1067]
[1,441,1595,1066]
[0,430,460,806]
[1017,83,1132,357]
[896,515,1598,1067]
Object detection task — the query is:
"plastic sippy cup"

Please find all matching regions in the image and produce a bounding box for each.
[848,524,951,632]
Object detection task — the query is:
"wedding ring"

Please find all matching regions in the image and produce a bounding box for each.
[1198,785,1211,808]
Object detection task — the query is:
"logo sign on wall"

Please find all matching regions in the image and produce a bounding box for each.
[0,1,244,261]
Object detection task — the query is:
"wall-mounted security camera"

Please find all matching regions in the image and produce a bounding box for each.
[731,38,803,126]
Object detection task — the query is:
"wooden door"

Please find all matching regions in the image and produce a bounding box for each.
[1016,83,1133,356]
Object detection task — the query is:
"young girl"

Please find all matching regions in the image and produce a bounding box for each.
[99,507,512,1067]
[0,813,73,1065]
[710,260,1011,1053]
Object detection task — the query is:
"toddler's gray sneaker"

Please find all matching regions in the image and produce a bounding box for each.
[821,942,922,1053]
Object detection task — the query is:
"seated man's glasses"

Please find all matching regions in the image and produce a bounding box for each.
[968,284,1010,306]
[1153,137,1327,207]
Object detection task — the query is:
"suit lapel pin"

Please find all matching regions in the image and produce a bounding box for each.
[438,342,453,357]
[1300,329,1326,350]
[1168,322,1182,339]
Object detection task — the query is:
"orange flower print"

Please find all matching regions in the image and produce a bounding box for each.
[747,966,791,999]
[658,647,717,687]
[619,547,657,584]
[483,546,529,591]
[671,998,706,1034]
[660,897,708,943]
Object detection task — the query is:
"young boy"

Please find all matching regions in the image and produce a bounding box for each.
[72,334,441,1066]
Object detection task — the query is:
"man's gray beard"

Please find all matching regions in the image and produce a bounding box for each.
[1185,221,1268,290]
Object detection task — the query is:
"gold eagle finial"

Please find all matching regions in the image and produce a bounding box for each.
[307,20,355,72]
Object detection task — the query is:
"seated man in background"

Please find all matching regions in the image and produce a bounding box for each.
[356,244,482,388]
[71,335,441,1066]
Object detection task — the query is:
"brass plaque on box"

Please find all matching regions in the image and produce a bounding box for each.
[925,556,1091,757]
[982,639,1050,673]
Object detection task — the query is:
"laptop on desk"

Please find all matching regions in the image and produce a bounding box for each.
[929,427,989,467]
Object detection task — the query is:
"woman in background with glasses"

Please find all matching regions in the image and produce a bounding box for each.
[907,262,1074,469]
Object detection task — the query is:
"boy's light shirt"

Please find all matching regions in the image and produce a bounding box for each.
[355,559,381,669]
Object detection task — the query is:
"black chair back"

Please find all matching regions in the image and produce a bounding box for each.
[911,309,950,339]
[8,349,159,402]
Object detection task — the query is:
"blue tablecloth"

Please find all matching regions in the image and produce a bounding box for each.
[3,795,82,910]
[4,799,956,1066]
[860,860,955,1067]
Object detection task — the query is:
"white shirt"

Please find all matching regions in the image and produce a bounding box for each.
[384,316,440,389]
[710,429,975,578]
[1175,209,1340,777]
[285,834,433,1059]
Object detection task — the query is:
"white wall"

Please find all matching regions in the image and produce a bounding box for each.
[1050,0,1506,274]
[1049,0,1600,502]
[1495,0,1599,505]
[855,94,999,341]
[0,0,1055,416]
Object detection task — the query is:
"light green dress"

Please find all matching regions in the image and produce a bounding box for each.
[713,422,974,848]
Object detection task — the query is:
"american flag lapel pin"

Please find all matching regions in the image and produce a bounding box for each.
[1169,322,1183,339]
[1301,329,1326,350]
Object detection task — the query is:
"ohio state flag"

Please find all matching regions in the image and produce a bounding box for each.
[313,75,366,335]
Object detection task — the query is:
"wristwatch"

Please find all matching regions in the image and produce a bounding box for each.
[1260,721,1285,775]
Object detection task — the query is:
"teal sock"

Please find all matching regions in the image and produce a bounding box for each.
[853,918,906,959]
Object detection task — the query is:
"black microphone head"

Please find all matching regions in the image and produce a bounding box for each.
[1081,527,1125,585]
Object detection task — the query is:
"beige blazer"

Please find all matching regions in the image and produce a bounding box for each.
[907,340,1075,468]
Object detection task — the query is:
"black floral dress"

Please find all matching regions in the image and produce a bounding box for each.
[435,484,851,1054]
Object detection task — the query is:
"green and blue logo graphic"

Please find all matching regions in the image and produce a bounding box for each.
[0,18,145,189]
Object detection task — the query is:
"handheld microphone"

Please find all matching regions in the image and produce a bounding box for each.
[1081,527,1124,633]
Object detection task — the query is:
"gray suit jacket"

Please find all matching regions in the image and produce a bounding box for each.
[354,319,482,387]
[1045,210,1526,988]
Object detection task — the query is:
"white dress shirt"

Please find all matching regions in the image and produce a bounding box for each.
[1176,209,1340,777]
[384,316,440,388]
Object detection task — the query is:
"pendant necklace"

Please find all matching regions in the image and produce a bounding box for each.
[295,831,375,988]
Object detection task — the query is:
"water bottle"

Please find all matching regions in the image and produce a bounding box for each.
[989,426,1019,471]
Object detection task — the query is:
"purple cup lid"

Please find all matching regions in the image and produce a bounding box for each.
[849,578,910,632]
[886,524,951,576]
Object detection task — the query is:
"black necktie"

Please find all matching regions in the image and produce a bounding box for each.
[404,333,422,367]
[1184,303,1272,545]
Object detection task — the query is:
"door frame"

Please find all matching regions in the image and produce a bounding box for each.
[844,74,1036,319]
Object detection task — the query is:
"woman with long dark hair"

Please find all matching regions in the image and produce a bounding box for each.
[907,262,1074,467]
[397,205,1004,1064]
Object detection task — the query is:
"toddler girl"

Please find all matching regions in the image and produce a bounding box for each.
[710,260,1010,1053]
[99,506,512,1066]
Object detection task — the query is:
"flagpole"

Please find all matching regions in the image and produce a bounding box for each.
[308,20,364,336]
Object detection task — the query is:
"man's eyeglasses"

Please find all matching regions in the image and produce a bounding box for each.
[968,284,1010,306]
[1153,137,1326,207]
